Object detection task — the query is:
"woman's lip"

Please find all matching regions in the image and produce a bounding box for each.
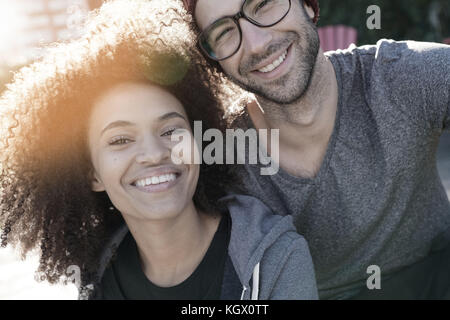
[251,44,293,80]
[131,172,181,193]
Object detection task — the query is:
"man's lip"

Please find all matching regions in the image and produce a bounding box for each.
[129,167,182,185]
[250,44,292,72]
[249,44,292,80]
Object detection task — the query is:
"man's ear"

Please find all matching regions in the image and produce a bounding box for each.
[303,2,315,20]
[90,169,105,192]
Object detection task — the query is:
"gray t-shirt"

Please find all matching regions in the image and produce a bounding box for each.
[233,39,450,299]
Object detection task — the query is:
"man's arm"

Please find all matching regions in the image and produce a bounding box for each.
[377,40,450,132]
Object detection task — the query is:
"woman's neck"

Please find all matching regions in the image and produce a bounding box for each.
[123,202,221,287]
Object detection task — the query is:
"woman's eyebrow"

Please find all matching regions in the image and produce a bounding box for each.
[158,112,186,122]
[101,120,135,136]
[100,112,186,136]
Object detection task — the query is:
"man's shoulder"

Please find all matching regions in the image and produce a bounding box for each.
[328,39,450,131]
[327,39,450,73]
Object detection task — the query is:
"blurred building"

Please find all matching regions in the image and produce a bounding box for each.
[87,0,103,9]
[0,0,90,64]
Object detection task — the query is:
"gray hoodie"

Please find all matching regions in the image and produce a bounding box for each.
[81,194,318,300]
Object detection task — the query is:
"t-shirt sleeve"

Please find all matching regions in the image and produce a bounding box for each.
[375,40,450,132]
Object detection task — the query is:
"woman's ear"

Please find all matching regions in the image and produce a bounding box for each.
[90,169,105,192]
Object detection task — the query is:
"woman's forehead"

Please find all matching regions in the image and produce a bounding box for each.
[90,82,187,128]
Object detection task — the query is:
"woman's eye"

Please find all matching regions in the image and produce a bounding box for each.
[161,128,177,137]
[109,136,133,145]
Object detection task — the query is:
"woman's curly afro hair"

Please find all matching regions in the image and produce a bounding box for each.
[0,0,247,290]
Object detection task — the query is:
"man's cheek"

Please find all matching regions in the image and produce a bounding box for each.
[220,58,239,76]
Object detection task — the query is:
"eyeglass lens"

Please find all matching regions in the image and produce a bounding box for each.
[200,0,290,60]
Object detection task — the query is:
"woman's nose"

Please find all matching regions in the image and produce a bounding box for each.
[135,137,170,165]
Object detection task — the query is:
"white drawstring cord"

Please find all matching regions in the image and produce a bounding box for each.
[240,286,247,300]
[251,262,260,300]
[240,262,261,300]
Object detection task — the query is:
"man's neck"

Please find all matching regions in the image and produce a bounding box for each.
[248,51,339,178]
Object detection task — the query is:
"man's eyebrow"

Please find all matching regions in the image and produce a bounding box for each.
[205,15,231,31]
[101,120,135,136]
[158,112,187,122]
[212,18,230,28]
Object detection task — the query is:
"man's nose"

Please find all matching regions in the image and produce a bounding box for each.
[239,19,273,56]
[135,137,170,165]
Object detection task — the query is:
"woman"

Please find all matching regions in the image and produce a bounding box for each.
[0,0,317,300]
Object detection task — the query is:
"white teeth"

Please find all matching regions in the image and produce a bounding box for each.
[134,173,177,187]
[258,50,288,73]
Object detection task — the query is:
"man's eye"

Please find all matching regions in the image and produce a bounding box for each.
[215,27,234,43]
[109,136,133,145]
[255,0,271,13]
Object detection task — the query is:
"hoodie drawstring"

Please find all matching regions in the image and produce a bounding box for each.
[240,262,261,300]
[240,286,247,300]
[251,262,260,300]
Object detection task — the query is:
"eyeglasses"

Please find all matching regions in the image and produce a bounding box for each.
[199,0,292,61]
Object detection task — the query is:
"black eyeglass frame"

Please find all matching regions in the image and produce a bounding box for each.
[198,0,292,61]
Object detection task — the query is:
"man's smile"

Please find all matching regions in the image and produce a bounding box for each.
[250,43,294,80]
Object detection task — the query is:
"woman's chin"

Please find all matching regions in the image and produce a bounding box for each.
[123,199,193,222]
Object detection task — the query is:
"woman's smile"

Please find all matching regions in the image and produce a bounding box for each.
[129,168,183,193]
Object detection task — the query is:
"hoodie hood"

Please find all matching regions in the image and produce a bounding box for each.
[219,194,299,299]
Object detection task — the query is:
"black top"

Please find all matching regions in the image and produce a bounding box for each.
[99,213,230,300]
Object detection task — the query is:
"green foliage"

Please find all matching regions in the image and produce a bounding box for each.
[318,0,450,45]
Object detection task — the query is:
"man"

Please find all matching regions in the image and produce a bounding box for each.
[182,0,450,299]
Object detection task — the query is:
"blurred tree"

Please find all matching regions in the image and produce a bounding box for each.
[318,0,450,45]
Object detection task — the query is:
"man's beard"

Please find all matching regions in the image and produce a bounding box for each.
[229,23,320,105]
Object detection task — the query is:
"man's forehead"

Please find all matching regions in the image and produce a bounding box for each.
[195,0,243,29]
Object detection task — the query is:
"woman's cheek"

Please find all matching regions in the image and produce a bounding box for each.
[98,152,126,186]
